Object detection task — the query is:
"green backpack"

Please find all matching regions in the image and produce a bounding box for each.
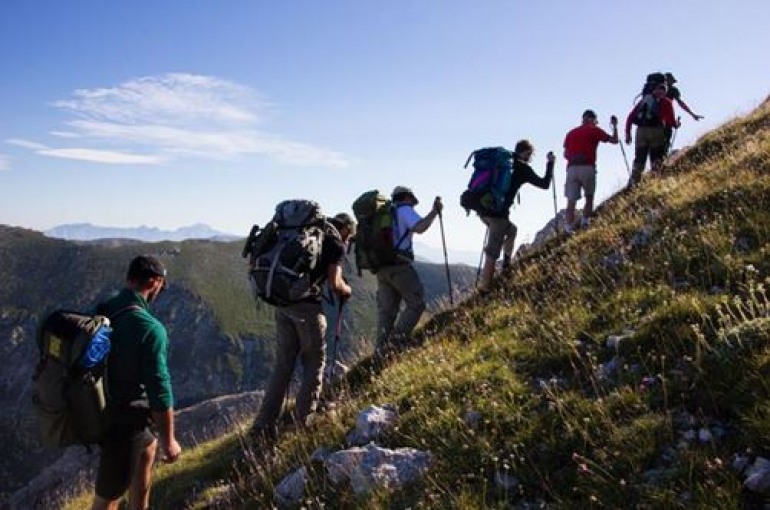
[33,306,137,447]
[351,190,410,275]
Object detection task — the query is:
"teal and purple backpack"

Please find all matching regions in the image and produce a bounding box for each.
[460,147,513,216]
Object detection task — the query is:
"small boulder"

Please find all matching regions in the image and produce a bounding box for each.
[346,404,398,446]
[325,443,433,495]
[745,457,770,493]
[274,467,307,508]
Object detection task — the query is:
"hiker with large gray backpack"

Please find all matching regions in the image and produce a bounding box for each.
[243,200,353,439]
[461,141,555,293]
[352,187,442,359]
[35,255,182,510]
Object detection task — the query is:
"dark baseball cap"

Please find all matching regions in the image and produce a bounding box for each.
[127,255,167,281]
[582,109,598,119]
[665,72,677,83]
[332,212,357,236]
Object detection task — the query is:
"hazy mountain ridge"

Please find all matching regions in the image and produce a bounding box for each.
[44,222,239,242]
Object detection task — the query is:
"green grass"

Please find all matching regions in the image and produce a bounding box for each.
[61,96,770,508]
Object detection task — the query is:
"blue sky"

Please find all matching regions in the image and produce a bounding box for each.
[1,1,769,263]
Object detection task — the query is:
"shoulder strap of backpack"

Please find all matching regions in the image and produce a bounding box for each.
[324,219,342,241]
[463,150,476,169]
[391,204,412,251]
[108,304,143,322]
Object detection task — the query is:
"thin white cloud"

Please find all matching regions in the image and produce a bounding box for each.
[6,138,50,150]
[50,131,81,139]
[0,154,8,171]
[53,73,261,126]
[5,137,158,165]
[64,119,348,166]
[38,148,163,165]
[17,72,348,168]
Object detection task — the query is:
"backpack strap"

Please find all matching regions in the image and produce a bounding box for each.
[463,150,476,169]
[108,304,143,323]
[391,203,412,252]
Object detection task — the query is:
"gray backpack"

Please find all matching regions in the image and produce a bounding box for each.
[244,199,335,306]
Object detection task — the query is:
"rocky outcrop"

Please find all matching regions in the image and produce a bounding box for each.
[8,390,263,510]
[516,209,568,258]
[273,404,432,506]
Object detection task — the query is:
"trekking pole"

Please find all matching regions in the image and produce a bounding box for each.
[437,211,454,306]
[612,115,630,175]
[551,171,559,235]
[476,227,489,285]
[618,138,631,175]
[669,116,681,153]
[551,166,559,235]
[329,298,345,387]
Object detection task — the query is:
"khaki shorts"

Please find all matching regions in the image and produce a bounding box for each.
[481,216,517,259]
[565,164,597,201]
[635,126,666,149]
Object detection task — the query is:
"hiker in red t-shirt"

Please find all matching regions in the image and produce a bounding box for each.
[562,109,618,234]
[625,82,679,188]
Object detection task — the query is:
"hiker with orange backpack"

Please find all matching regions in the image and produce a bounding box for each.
[625,79,679,188]
[562,109,619,234]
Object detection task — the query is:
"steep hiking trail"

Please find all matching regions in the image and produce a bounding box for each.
[62,95,770,509]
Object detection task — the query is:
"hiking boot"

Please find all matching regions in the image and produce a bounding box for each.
[564,224,575,236]
[477,286,491,298]
[248,424,278,444]
[478,257,495,292]
[580,217,591,229]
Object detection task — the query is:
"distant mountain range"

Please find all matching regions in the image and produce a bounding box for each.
[45,222,240,242]
[45,223,483,266]
[412,241,478,267]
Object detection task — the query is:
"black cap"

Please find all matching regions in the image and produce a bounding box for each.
[127,255,167,282]
[665,72,677,83]
[331,212,357,236]
[582,109,597,120]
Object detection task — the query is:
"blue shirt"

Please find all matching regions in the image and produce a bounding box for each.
[392,203,422,254]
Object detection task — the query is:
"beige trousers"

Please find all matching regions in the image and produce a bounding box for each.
[255,301,327,428]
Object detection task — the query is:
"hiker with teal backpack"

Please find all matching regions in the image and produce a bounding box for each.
[625,78,679,189]
[245,202,354,439]
[562,109,619,234]
[352,186,442,359]
[91,255,180,510]
[461,140,554,293]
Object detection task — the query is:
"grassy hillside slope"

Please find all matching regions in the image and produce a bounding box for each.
[66,96,770,509]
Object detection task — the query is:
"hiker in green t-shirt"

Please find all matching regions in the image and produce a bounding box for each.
[92,255,181,510]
